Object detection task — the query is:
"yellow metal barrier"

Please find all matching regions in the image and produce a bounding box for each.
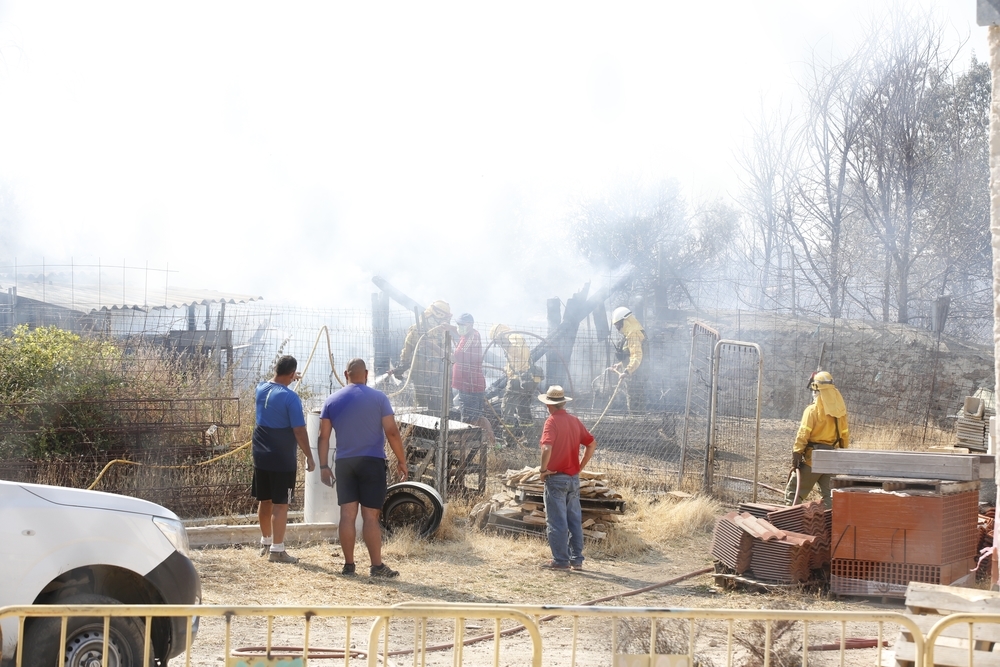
[400,604,926,667]
[924,612,1000,667]
[0,602,923,667]
[0,603,542,667]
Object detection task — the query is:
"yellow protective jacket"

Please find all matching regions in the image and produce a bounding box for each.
[500,333,543,381]
[619,315,645,375]
[399,318,449,371]
[793,398,850,467]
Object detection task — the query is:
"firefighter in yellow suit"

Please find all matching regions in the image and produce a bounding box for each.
[612,307,648,413]
[784,371,850,508]
[396,300,454,414]
[489,324,543,426]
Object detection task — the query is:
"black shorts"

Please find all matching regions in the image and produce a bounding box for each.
[335,456,388,509]
[459,391,485,420]
[251,468,297,505]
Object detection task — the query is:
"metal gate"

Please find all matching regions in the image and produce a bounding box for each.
[679,322,719,489]
[705,340,763,502]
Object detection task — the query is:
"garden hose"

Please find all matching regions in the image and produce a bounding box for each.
[87,441,251,490]
[292,325,344,394]
[233,566,715,659]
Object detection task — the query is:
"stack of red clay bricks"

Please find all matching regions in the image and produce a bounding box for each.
[811,449,986,598]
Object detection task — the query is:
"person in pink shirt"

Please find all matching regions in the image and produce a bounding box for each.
[452,313,495,445]
[537,386,597,571]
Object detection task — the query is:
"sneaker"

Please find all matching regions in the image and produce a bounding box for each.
[540,560,571,570]
[268,550,298,564]
[570,563,584,571]
[342,563,356,576]
[370,563,399,578]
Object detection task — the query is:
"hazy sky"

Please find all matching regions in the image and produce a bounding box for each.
[0,1,988,323]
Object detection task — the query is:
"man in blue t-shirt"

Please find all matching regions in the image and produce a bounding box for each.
[318,358,407,578]
[252,355,316,564]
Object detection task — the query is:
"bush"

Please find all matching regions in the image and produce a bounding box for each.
[0,325,237,459]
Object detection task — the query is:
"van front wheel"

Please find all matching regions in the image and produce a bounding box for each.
[22,593,148,667]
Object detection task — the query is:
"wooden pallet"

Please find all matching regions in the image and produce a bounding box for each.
[486,511,546,537]
[712,563,813,592]
[516,488,627,513]
[831,476,980,495]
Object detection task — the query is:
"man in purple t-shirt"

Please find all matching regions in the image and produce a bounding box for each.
[318,358,407,578]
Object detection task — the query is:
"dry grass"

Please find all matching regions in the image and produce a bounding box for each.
[590,493,721,560]
[851,422,953,450]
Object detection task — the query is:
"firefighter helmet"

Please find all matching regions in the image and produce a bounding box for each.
[427,300,451,321]
[489,323,510,341]
[808,371,835,391]
[612,307,632,325]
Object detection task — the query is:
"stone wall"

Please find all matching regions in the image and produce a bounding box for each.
[637,311,994,427]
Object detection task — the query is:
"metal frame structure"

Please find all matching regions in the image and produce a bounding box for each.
[679,321,720,485]
[705,340,764,501]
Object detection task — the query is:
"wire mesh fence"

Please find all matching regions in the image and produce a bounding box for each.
[0,289,991,514]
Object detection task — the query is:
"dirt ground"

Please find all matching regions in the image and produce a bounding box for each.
[181,417,917,665]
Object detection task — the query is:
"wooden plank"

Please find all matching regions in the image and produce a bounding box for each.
[831,478,980,497]
[892,639,1000,667]
[902,614,1000,643]
[905,582,1000,615]
[812,450,979,480]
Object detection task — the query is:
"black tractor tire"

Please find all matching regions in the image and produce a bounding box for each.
[21,593,149,667]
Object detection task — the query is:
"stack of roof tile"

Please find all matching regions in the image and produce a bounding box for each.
[737,502,783,519]
[737,501,832,570]
[710,511,816,583]
[751,533,814,583]
[710,512,754,573]
[765,501,832,569]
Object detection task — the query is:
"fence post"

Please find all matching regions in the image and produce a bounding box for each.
[438,331,452,502]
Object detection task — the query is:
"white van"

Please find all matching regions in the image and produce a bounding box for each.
[0,480,201,666]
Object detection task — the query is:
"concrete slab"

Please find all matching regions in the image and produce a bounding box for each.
[186,522,339,548]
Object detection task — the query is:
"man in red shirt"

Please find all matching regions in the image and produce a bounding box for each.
[538,386,597,571]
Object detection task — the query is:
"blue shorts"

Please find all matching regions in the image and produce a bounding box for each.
[335,456,388,509]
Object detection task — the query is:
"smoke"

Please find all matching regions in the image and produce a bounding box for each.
[0,181,22,261]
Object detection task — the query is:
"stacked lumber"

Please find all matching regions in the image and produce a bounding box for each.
[471,467,624,541]
[882,582,1000,667]
[501,466,624,502]
[710,512,815,584]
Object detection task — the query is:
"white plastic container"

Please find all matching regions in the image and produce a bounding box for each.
[304,409,362,532]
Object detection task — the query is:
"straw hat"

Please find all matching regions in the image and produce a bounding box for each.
[538,385,572,405]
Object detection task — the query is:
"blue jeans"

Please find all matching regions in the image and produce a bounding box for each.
[544,473,584,567]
